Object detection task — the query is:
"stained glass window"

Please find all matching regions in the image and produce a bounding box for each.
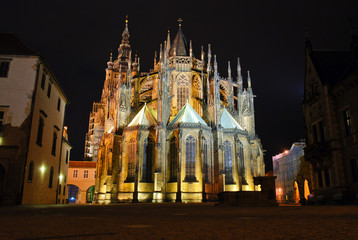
[169,138,178,182]
[224,140,234,184]
[202,138,209,183]
[142,138,154,182]
[177,74,189,110]
[126,138,136,182]
[185,135,196,181]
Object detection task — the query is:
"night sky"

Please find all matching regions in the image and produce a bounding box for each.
[1,1,357,171]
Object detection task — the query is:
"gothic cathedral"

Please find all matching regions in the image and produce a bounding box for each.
[84,18,265,203]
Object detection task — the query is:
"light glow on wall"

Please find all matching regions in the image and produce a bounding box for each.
[59,174,63,182]
[40,165,45,174]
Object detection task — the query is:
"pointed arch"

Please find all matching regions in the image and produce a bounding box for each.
[168,136,178,182]
[176,73,189,110]
[185,135,197,182]
[141,136,155,182]
[223,140,234,184]
[125,138,137,182]
[202,137,209,183]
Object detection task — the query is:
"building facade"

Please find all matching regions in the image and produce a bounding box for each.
[67,161,96,204]
[0,33,69,204]
[273,142,305,203]
[84,19,265,203]
[303,33,358,203]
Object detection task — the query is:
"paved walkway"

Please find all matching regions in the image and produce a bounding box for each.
[0,203,357,239]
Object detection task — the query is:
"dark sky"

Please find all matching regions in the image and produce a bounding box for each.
[1,0,357,171]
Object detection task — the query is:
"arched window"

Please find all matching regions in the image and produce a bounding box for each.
[237,140,247,185]
[36,117,44,146]
[324,167,330,187]
[126,138,136,182]
[51,132,57,156]
[185,135,196,182]
[27,161,34,182]
[86,186,95,203]
[48,166,54,188]
[169,137,178,182]
[177,74,189,110]
[224,140,234,184]
[142,137,154,182]
[202,138,209,183]
[68,184,79,203]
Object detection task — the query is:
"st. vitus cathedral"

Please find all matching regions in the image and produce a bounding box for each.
[84,18,265,203]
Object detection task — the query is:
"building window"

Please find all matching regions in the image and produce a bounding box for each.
[141,138,154,182]
[49,166,54,188]
[185,135,196,182]
[202,138,209,183]
[65,150,69,164]
[73,169,78,178]
[324,167,330,187]
[47,83,52,98]
[94,170,96,178]
[41,72,46,90]
[177,74,189,110]
[125,138,136,182]
[58,184,61,195]
[36,117,44,146]
[0,111,4,128]
[27,161,34,182]
[312,124,318,144]
[63,185,66,196]
[51,132,57,156]
[343,109,353,136]
[169,137,178,182]
[224,140,235,184]
[57,98,61,111]
[317,170,323,188]
[84,170,89,178]
[351,159,358,183]
[0,60,10,77]
[318,121,325,142]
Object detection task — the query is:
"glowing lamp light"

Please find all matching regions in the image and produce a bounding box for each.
[40,165,45,173]
[59,174,63,182]
[284,150,289,154]
[278,188,282,192]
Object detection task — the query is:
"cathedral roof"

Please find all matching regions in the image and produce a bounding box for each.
[220,108,244,130]
[169,27,190,57]
[168,102,207,126]
[128,104,157,127]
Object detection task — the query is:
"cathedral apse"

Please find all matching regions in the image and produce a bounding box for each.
[84,18,265,203]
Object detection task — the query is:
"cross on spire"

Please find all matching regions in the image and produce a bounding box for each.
[178,18,183,28]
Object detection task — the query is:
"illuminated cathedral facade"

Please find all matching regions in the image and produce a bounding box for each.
[84,18,265,203]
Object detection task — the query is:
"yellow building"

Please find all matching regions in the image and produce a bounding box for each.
[84,18,265,203]
[67,161,96,204]
[0,33,69,204]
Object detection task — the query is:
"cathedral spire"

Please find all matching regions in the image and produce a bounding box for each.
[167,30,171,53]
[247,70,252,89]
[228,61,231,81]
[237,58,243,91]
[118,16,131,62]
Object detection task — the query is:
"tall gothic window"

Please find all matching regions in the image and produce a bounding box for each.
[343,109,353,136]
[177,74,189,110]
[185,135,196,182]
[224,140,235,184]
[202,138,209,183]
[141,138,154,182]
[27,161,34,182]
[169,137,178,182]
[237,140,247,185]
[126,138,136,182]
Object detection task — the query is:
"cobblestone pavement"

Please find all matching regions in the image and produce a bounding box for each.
[0,203,357,240]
